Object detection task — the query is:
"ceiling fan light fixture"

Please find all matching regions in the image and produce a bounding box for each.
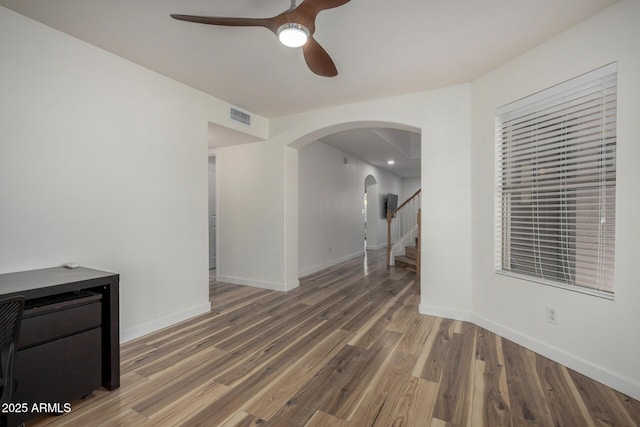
[277,23,309,48]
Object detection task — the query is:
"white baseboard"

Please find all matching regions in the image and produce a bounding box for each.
[471,313,640,401]
[120,301,211,343]
[419,303,473,322]
[367,242,387,250]
[298,250,365,278]
[215,274,299,292]
[285,279,300,291]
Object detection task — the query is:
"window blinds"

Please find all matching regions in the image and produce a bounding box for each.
[494,63,617,298]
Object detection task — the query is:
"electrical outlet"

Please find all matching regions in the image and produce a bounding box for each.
[547,306,559,325]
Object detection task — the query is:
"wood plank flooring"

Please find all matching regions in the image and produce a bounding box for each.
[28,249,639,426]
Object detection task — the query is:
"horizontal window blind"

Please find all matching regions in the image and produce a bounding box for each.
[495,63,617,298]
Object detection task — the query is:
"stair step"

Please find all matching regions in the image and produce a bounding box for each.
[395,255,417,272]
[404,246,417,259]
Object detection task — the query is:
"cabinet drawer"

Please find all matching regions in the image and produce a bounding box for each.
[19,292,102,349]
[14,328,102,406]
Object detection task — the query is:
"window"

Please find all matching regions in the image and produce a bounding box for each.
[495,63,617,299]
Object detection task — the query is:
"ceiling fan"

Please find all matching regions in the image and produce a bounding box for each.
[171,0,350,77]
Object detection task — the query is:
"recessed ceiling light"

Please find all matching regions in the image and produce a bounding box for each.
[387,160,395,165]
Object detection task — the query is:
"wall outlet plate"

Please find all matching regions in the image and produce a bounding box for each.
[547,306,559,325]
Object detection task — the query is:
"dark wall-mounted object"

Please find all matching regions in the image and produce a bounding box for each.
[385,193,399,216]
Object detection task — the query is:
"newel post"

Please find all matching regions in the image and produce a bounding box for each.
[386,211,392,268]
[416,208,421,278]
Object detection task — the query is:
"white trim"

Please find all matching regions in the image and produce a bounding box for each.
[367,242,387,250]
[471,313,640,401]
[215,273,299,292]
[298,250,365,278]
[495,270,615,301]
[120,302,211,343]
[285,279,300,291]
[418,303,472,322]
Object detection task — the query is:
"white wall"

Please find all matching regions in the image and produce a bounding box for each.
[471,0,640,398]
[215,141,290,290]
[298,141,402,276]
[0,7,266,341]
[401,178,421,202]
[365,179,380,250]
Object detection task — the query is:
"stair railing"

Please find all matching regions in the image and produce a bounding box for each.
[386,189,421,274]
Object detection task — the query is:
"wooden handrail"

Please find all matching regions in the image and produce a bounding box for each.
[391,189,421,217]
[386,189,422,268]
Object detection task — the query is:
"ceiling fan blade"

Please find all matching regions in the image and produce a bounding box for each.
[171,15,278,32]
[172,1,350,77]
[302,0,351,13]
[302,37,338,77]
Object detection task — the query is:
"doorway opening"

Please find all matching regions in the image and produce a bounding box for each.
[363,191,367,252]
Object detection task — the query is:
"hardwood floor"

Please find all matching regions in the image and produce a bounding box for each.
[29,249,640,426]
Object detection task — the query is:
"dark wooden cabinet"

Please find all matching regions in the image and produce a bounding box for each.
[0,267,119,426]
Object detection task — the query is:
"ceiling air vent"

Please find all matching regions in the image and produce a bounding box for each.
[229,106,251,127]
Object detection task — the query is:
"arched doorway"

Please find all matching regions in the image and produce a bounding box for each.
[291,120,420,281]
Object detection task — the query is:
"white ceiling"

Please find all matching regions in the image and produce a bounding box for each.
[0,0,616,119]
[1,0,616,179]
[319,128,421,178]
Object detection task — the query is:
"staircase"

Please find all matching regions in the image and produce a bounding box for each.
[386,189,421,278]
[394,245,418,272]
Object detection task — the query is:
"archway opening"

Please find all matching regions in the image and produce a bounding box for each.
[293,120,421,279]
